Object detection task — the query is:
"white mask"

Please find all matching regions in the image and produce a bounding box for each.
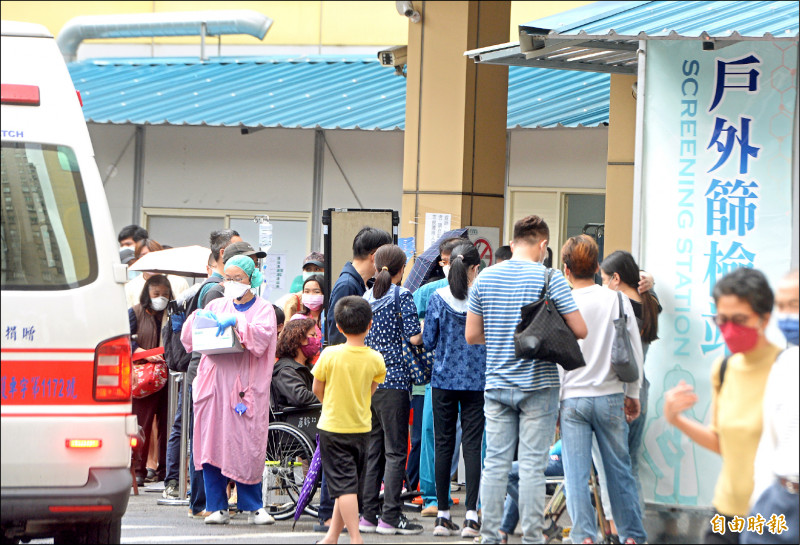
[223,281,250,300]
[443,265,451,278]
[150,296,168,311]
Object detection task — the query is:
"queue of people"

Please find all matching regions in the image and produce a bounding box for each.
[117,217,798,544]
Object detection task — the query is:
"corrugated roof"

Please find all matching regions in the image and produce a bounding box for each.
[67,56,610,131]
[520,0,799,39]
[469,0,798,74]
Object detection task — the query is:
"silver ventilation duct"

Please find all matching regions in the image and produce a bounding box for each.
[57,10,273,62]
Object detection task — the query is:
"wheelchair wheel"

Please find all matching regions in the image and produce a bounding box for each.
[263,422,320,520]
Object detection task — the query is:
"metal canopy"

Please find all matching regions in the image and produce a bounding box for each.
[466,39,637,74]
[68,55,611,130]
[467,0,799,74]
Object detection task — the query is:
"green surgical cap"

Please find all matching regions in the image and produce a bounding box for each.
[224,254,263,288]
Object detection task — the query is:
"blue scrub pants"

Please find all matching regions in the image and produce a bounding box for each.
[202,463,262,513]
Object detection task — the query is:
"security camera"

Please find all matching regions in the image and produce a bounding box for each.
[396,1,421,23]
[396,1,414,17]
[378,45,407,68]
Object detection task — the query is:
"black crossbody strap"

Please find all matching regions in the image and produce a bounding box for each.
[540,267,553,301]
[719,356,730,389]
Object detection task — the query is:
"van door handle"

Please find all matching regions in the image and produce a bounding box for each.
[113,263,129,284]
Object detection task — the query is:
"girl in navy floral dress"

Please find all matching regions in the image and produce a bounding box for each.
[359,244,425,536]
[422,242,487,538]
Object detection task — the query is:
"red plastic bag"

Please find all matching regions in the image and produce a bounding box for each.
[132,347,168,399]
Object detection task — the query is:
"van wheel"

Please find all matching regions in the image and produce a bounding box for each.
[53,518,121,545]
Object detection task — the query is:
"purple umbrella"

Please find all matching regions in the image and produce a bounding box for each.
[403,227,470,293]
[292,434,322,530]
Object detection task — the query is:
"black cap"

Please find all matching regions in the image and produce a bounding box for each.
[222,241,267,263]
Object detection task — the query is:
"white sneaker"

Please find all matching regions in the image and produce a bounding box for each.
[248,508,275,525]
[204,509,230,524]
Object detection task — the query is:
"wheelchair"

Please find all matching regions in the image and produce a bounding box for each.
[262,403,323,521]
[542,467,615,544]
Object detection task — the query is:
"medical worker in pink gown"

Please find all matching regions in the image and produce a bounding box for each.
[181,254,277,525]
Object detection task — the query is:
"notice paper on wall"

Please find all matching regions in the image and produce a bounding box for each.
[424,213,451,252]
[263,253,286,291]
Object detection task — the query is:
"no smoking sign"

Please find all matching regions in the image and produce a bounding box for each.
[473,238,492,270]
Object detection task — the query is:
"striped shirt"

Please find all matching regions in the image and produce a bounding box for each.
[468,259,578,391]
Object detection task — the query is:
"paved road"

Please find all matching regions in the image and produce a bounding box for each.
[27,479,707,543]
[32,481,495,544]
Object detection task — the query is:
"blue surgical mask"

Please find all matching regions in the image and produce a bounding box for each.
[128,269,142,281]
[776,313,799,345]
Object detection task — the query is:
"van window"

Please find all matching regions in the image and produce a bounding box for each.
[1,142,97,290]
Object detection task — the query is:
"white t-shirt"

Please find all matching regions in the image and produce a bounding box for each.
[750,346,799,506]
[560,284,643,401]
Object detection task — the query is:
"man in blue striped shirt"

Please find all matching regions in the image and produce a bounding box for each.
[466,215,587,544]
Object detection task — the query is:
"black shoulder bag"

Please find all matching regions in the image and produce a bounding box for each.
[513,268,586,371]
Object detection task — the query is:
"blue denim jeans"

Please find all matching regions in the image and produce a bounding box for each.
[480,387,559,544]
[741,482,799,544]
[560,394,646,544]
[627,375,648,514]
[165,382,182,483]
[500,455,563,535]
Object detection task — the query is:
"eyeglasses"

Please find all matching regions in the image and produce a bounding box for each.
[225,276,249,283]
[713,314,754,327]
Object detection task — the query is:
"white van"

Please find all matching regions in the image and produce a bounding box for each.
[1,21,136,544]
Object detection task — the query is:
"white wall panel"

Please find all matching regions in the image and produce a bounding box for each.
[508,127,608,189]
[89,124,607,247]
[87,124,136,236]
[321,130,404,212]
[143,126,314,213]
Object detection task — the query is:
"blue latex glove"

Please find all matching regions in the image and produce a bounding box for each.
[215,314,238,337]
[196,309,217,322]
[171,313,185,332]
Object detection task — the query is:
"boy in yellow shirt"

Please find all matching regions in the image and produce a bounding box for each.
[313,296,386,544]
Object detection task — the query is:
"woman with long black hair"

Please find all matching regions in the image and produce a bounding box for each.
[422,242,487,538]
[129,274,173,486]
[600,250,662,517]
[359,244,424,536]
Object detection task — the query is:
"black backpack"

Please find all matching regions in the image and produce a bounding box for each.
[162,277,222,372]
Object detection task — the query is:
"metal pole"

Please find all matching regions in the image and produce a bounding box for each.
[168,372,179,428]
[630,40,647,263]
[149,372,180,495]
[132,126,144,225]
[311,129,325,252]
[177,372,190,500]
[157,372,189,506]
[200,22,207,61]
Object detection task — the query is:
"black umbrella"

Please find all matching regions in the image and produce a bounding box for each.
[403,228,469,293]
